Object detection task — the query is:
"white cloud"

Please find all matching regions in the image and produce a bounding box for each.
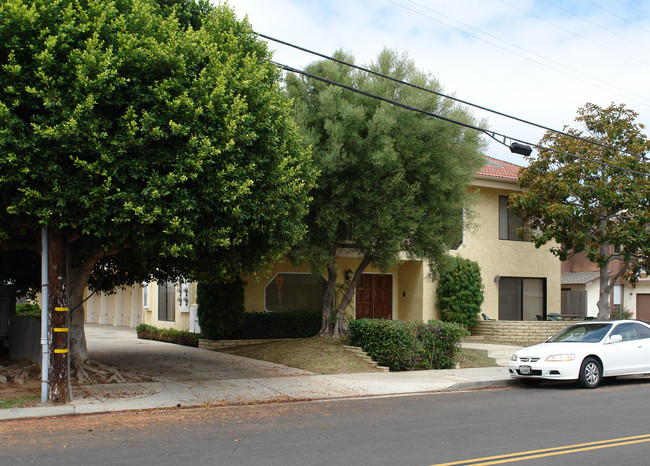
[228,0,650,165]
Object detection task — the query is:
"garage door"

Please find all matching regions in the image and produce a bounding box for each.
[636,294,650,321]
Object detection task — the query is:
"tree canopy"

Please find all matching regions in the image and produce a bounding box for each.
[0,0,315,365]
[510,102,650,320]
[286,49,485,336]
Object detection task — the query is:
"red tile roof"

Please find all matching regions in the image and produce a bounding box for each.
[476,156,521,181]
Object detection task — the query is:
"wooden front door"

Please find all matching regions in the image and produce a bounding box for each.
[355,274,393,319]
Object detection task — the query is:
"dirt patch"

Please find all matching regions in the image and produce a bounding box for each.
[218,337,383,374]
[0,359,42,408]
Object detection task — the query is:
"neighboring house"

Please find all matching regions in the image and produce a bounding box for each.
[561,250,650,320]
[82,155,562,329]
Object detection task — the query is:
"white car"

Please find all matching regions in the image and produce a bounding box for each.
[508,320,650,388]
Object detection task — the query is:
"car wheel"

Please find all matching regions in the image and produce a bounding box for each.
[578,357,601,389]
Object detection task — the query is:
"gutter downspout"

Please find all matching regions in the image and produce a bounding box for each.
[41,228,49,403]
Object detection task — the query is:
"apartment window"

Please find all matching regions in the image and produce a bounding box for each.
[612,284,623,311]
[265,273,326,313]
[498,277,546,321]
[158,282,175,321]
[142,284,150,309]
[499,195,528,241]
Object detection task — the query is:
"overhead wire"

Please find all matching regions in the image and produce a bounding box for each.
[276,61,648,177]
[387,0,650,107]
[258,32,647,162]
[583,0,650,35]
[496,0,650,67]
[538,0,650,53]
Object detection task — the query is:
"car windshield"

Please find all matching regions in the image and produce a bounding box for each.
[546,323,612,343]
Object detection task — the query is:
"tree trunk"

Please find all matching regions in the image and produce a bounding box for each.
[331,257,371,337]
[68,276,90,364]
[596,262,611,321]
[66,249,105,367]
[318,262,337,336]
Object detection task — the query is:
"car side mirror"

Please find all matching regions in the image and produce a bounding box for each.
[607,334,623,344]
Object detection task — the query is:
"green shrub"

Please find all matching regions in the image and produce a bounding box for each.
[610,307,633,320]
[348,319,468,371]
[437,256,484,328]
[15,303,41,316]
[416,321,469,369]
[348,319,418,371]
[196,279,245,340]
[136,324,201,347]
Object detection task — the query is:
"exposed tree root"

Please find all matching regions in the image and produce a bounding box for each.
[71,359,142,385]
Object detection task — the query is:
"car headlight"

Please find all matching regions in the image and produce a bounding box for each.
[545,354,575,362]
[511,354,518,362]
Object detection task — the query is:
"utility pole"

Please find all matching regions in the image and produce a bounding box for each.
[48,230,71,402]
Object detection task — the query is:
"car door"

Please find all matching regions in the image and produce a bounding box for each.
[604,323,646,375]
[633,322,650,373]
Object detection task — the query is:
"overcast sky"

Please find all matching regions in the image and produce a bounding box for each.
[229,0,650,166]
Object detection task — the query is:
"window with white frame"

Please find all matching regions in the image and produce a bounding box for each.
[158,281,175,321]
[142,283,150,309]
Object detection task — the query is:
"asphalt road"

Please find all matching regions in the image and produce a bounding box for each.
[2,377,650,465]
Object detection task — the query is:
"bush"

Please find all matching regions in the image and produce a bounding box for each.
[416,321,469,369]
[348,319,468,371]
[610,307,633,320]
[348,319,418,371]
[15,303,41,316]
[437,256,484,328]
[196,279,246,340]
[136,324,201,347]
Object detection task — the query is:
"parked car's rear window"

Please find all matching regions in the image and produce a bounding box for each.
[547,323,612,343]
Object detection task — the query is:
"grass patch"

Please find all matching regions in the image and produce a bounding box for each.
[455,348,499,368]
[218,337,383,374]
[218,337,498,373]
[0,395,41,409]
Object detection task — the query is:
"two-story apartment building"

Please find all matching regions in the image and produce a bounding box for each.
[81,156,561,329]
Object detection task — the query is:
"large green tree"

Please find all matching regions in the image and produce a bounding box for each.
[0,0,314,375]
[286,49,485,336]
[510,103,650,320]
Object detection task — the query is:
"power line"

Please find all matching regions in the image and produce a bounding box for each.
[539,0,650,53]
[277,61,648,177]
[258,32,647,161]
[583,0,650,35]
[497,0,650,67]
[387,0,650,107]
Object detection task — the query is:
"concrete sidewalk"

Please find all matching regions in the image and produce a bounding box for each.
[0,325,521,421]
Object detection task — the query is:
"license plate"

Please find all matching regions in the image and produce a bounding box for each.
[519,365,532,375]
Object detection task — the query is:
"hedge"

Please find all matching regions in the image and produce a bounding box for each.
[348,319,468,371]
[137,310,321,345]
[136,324,201,347]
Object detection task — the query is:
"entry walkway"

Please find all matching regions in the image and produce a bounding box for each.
[0,324,518,421]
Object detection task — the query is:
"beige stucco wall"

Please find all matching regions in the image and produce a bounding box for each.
[455,184,561,319]
[243,256,425,322]
[83,285,144,328]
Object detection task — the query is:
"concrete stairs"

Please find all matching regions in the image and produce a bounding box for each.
[343,345,390,372]
[461,341,523,366]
